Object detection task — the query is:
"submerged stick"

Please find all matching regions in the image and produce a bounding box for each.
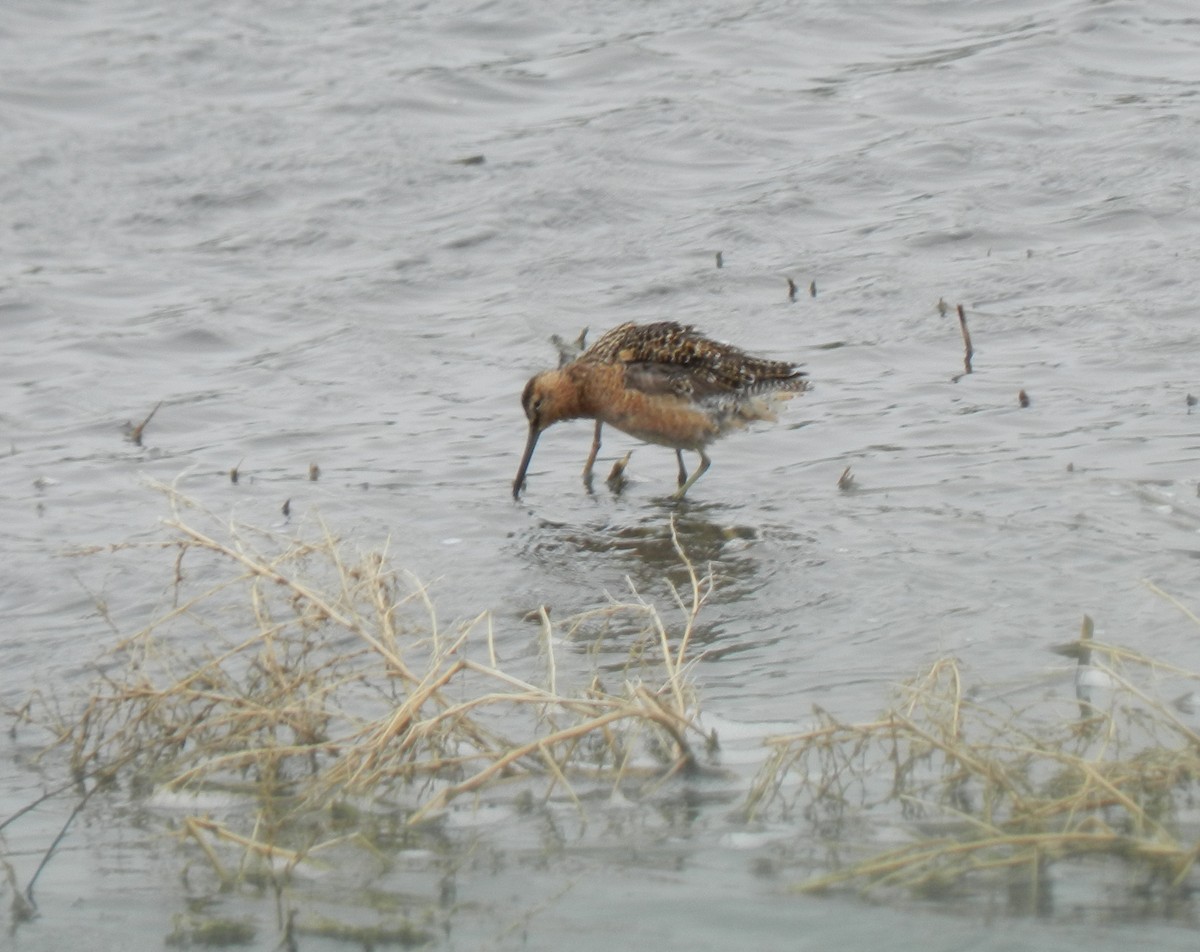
[956,304,974,375]
[127,401,162,446]
[24,783,100,912]
[606,451,632,493]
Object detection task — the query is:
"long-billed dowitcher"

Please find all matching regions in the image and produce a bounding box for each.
[513,321,807,499]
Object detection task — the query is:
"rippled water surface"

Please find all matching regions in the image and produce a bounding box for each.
[5,0,1200,947]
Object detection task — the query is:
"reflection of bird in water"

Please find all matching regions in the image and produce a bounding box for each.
[514,322,808,500]
[1050,614,1116,717]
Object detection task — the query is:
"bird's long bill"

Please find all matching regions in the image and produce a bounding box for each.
[512,424,542,499]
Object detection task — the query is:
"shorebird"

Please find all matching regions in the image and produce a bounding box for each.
[512,321,807,499]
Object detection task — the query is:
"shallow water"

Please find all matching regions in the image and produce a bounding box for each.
[4,0,1200,946]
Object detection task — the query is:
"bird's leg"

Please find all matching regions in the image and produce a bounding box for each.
[582,421,602,493]
[673,449,710,499]
[675,449,688,488]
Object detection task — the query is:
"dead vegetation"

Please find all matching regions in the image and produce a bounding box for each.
[744,614,1200,914]
[10,483,1200,930]
[14,484,711,907]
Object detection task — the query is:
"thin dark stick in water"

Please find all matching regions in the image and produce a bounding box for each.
[3,860,33,923]
[24,783,100,913]
[277,908,299,952]
[956,304,973,375]
[787,278,797,302]
[809,280,817,298]
[128,401,162,446]
[0,775,87,834]
[606,451,632,494]
[551,328,588,368]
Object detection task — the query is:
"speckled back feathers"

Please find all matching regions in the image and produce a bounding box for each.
[580,321,807,402]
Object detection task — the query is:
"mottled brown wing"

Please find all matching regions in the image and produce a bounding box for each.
[592,321,807,398]
[622,361,704,398]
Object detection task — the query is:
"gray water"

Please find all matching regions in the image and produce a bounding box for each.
[4,0,1200,947]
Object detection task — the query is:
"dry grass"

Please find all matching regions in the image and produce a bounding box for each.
[744,614,1200,911]
[24,485,711,862]
[13,483,1200,928]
